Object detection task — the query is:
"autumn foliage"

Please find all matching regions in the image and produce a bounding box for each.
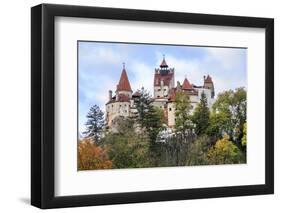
[78,138,112,170]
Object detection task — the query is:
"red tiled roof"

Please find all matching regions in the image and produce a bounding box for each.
[117,68,132,91]
[204,75,213,83]
[106,94,131,104]
[154,72,174,86]
[182,78,193,90]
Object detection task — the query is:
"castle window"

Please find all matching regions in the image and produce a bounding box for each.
[169,107,172,111]
[157,95,160,98]
[158,89,161,91]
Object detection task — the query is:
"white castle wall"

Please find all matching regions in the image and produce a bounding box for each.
[154,85,170,98]
[106,101,130,126]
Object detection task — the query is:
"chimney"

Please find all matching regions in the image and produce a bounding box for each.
[109,90,112,101]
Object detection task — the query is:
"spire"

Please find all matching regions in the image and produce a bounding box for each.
[182,78,192,90]
[116,63,132,91]
[160,54,168,68]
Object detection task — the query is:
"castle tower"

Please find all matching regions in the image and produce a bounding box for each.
[116,63,132,100]
[203,75,215,98]
[106,63,132,127]
[153,55,175,99]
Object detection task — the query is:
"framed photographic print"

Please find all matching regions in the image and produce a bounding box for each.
[31,3,274,209]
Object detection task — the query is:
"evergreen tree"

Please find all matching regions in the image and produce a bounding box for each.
[144,107,164,144]
[83,105,105,143]
[133,87,164,143]
[192,92,210,136]
[174,91,193,136]
[133,87,153,128]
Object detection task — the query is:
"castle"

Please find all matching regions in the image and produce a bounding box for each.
[106,56,215,128]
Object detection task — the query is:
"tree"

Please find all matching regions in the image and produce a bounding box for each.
[242,123,247,147]
[133,87,164,144]
[210,87,246,144]
[144,107,165,145]
[83,105,105,143]
[174,91,193,136]
[102,118,150,168]
[207,134,244,164]
[207,110,231,141]
[192,92,210,136]
[78,138,112,170]
[133,87,152,128]
[186,136,210,166]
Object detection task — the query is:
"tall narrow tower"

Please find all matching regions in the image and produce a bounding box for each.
[203,75,215,98]
[153,55,175,99]
[106,63,132,127]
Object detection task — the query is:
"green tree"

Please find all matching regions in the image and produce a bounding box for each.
[242,123,247,147]
[207,111,231,140]
[134,87,164,144]
[102,118,150,168]
[186,136,210,166]
[144,107,165,144]
[207,134,244,164]
[210,87,246,144]
[83,105,105,143]
[192,92,210,136]
[174,91,193,136]
[133,87,153,128]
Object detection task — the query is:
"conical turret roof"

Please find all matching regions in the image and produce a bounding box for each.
[116,64,132,91]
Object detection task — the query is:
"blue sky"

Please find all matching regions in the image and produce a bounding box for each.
[78,41,247,134]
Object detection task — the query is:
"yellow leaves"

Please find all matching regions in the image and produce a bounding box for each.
[207,134,243,164]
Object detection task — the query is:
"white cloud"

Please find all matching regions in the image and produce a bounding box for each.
[206,48,246,71]
[129,61,154,95]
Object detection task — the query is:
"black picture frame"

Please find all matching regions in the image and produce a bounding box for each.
[31,3,274,209]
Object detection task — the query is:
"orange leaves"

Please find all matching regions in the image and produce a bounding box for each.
[78,138,112,170]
